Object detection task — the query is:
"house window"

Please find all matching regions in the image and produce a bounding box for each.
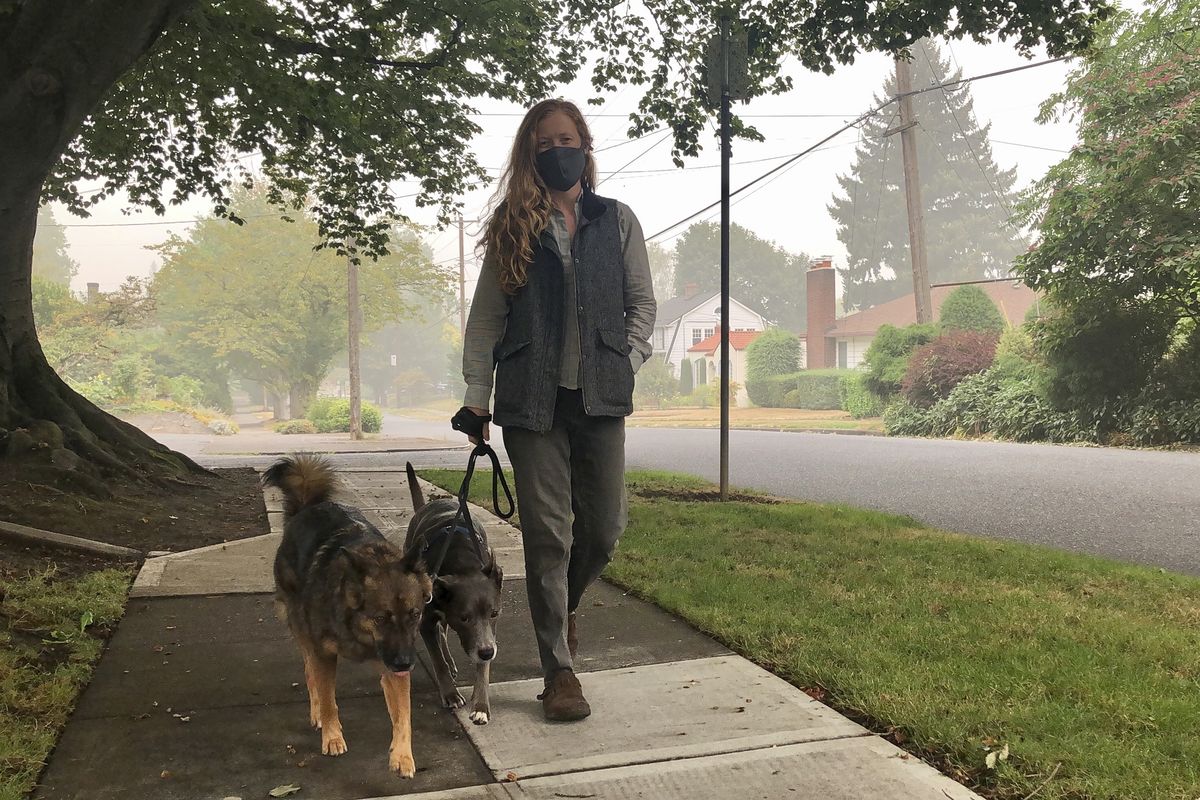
[837,340,849,369]
[692,328,704,345]
[704,327,714,340]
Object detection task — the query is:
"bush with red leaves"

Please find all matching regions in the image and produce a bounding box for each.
[901,330,1000,409]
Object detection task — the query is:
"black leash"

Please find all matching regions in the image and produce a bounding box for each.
[425,409,515,578]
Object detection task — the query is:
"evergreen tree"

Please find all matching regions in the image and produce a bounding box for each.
[32,206,79,285]
[829,39,1026,311]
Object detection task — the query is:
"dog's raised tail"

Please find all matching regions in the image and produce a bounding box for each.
[262,455,337,517]
[405,462,426,512]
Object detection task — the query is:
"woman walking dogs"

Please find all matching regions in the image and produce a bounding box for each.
[459,99,656,721]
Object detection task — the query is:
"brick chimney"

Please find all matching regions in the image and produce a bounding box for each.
[86,282,99,303]
[805,256,836,369]
[683,282,700,300]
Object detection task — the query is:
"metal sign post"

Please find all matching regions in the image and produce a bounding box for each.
[706,14,747,502]
[718,14,731,502]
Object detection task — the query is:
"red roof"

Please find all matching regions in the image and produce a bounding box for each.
[688,330,763,354]
[825,279,1041,338]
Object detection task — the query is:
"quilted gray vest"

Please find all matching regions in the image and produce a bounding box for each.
[491,190,632,432]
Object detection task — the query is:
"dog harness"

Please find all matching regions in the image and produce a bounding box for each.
[421,440,515,580]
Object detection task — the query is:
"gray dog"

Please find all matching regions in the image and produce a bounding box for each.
[404,463,503,725]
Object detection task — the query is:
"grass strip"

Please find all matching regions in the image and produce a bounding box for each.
[422,467,1200,800]
[0,565,133,800]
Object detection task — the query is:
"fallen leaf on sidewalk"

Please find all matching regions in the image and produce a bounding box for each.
[269,784,301,797]
[504,771,519,782]
[159,770,171,779]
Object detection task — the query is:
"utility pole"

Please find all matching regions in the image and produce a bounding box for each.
[347,245,363,440]
[892,55,933,324]
[458,215,467,337]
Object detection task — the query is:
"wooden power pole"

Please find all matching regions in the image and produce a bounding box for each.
[347,247,363,440]
[458,215,467,337]
[892,55,934,324]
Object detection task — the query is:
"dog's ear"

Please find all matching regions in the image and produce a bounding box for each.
[400,545,427,576]
[485,549,503,590]
[433,575,455,604]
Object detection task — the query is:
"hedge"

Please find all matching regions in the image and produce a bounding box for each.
[307,397,383,433]
[748,369,853,410]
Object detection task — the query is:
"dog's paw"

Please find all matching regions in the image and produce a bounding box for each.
[321,729,348,756]
[389,749,416,778]
[469,708,490,725]
[442,689,466,709]
[309,709,322,729]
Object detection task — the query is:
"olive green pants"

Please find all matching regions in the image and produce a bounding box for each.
[502,388,627,677]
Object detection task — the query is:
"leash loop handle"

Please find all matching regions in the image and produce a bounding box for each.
[458,442,515,521]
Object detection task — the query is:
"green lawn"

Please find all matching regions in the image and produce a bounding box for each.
[0,565,133,800]
[421,468,1200,800]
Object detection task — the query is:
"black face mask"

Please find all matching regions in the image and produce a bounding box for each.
[535,146,587,192]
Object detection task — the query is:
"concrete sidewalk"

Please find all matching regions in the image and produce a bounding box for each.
[37,469,982,800]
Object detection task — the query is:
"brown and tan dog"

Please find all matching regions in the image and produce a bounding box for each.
[264,455,431,778]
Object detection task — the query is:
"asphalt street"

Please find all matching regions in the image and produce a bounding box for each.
[183,414,1200,576]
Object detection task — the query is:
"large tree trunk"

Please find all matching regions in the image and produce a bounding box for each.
[0,0,202,484]
[288,380,317,421]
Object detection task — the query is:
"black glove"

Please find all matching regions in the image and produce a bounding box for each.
[451,406,492,439]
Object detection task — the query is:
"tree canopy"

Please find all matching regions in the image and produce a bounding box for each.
[16,1,1113,258]
[1016,0,1199,322]
[1015,0,1199,423]
[673,221,810,331]
[829,39,1026,311]
[151,187,444,417]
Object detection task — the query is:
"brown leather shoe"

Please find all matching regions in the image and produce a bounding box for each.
[567,612,578,659]
[538,668,591,721]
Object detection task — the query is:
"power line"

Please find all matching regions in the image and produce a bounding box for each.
[646,54,1069,242]
[597,130,674,186]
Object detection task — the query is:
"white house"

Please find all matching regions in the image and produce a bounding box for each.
[653,285,769,373]
[684,329,763,407]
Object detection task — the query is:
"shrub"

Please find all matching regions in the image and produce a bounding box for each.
[156,375,206,407]
[745,329,800,405]
[745,329,800,381]
[883,399,933,437]
[69,374,121,407]
[1037,299,1173,432]
[751,374,800,408]
[839,372,884,418]
[938,285,1007,333]
[110,353,153,402]
[862,323,940,399]
[1129,401,1200,446]
[900,330,999,408]
[275,419,318,435]
[634,357,677,410]
[307,398,383,433]
[788,370,846,409]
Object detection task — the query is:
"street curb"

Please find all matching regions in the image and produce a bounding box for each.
[0,520,142,560]
[203,443,471,456]
[627,424,885,437]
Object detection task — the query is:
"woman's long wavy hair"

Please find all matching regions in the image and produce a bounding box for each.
[481,99,598,294]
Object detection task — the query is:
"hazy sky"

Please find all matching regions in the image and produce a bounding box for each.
[52,30,1086,297]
